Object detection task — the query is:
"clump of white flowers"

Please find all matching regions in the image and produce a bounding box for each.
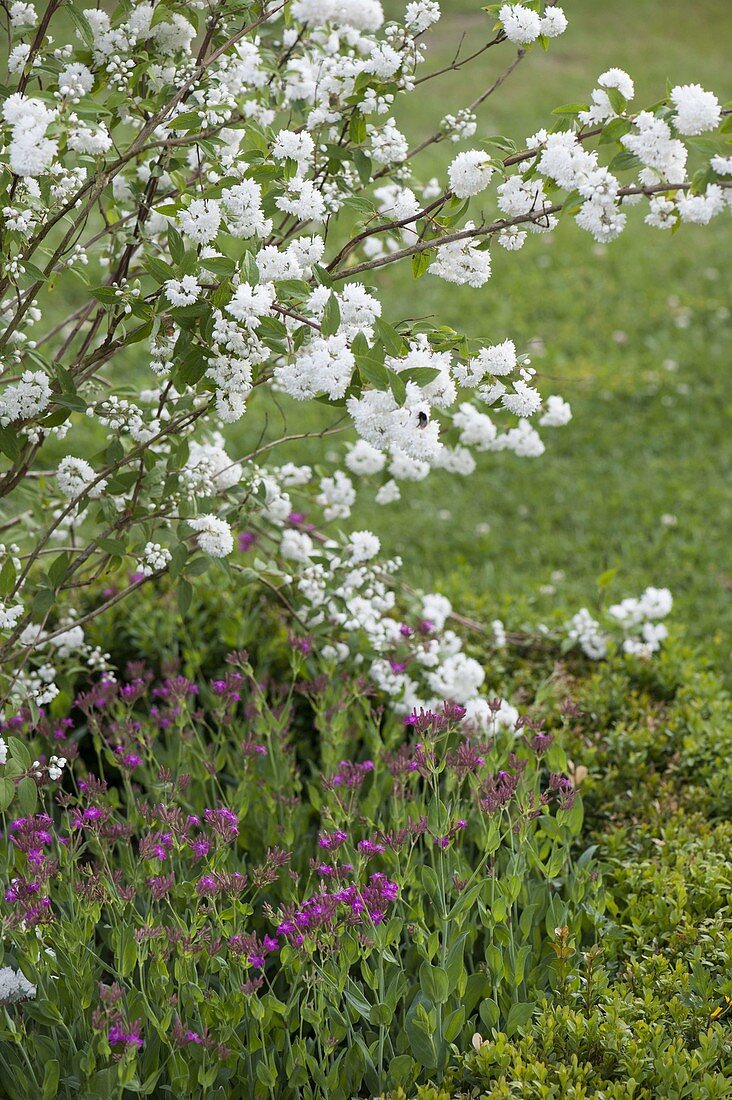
[0,966,36,1005]
[56,457,107,500]
[448,150,494,199]
[188,516,234,558]
[568,587,673,660]
[136,543,173,577]
[0,0,727,718]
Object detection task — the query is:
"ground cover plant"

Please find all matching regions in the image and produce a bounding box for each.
[0,0,730,1096]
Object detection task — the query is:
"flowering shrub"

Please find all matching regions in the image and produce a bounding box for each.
[0,0,729,723]
[0,0,730,1092]
[0,651,600,1095]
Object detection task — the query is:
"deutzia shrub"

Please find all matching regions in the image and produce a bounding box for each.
[0,0,729,736]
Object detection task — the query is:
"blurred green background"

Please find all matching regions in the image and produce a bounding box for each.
[244,0,731,660]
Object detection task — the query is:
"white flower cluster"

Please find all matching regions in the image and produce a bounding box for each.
[568,586,673,659]
[8,611,113,713]
[188,515,234,558]
[1,93,58,178]
[0,966,36,1005]
[498,4,567,45]
[448,150,494,199]
[275,516,520,730]
[136,543,172,578]
[182,436,242,498]
[0,370,51,426]
[56,457,107,500]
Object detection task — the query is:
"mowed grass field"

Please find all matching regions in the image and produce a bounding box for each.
[238,0,731,660]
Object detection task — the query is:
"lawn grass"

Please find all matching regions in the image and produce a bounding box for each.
[237,0,731,661]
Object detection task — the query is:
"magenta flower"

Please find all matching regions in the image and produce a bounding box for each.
[108,1022,143,1049]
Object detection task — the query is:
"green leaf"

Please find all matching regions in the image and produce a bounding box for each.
[420,962,450,1004]
[505,1001,536,1037]
[150,3,171,29]
[565,795,584,836]
[388,369,407,406]
[47,552,70,588]
[255,1063,277,1088]
[442,1005,465,1043]
[42,1061,60,1100]
[447,881,483,920]
[344,986,372,1020]
[400,366,441,387]
[176,346,208,386]
[8,737,31,770]
[608,150,642,173]
[483,134,517,154]
[143,256,175,284]
[597,567,619,588]
[368,1001,393,1027]
[202,255,236,279]
[374,318,404,356]
[479,997,500,1031]
[54,394,88,412]
[405,1012,438,1069]
[356,345,390,390]
[562,189,584,215]
[177,579,193,617]
[17,776,38,816]
[0,778,15,813]
[599,117,633,144]
[167,224,185,265]
[0,557,16,597]
[606,87,627,115]
[551,103,589,117]
[119,934,137,978]
[349,109,367,144]
[31,586,55,620]
[412,250,433,279]
[0,427,22,461]
[169,544,189,580]
[91,286,119,304]
[97,538,128,556]
[321,294,341,338]
[352,149,373,186]
[187,556,211,576]
[387,1055,416,1086]
[66,6,94,47]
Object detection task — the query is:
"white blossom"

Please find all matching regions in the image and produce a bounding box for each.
[499,4,542,44]
[165,275,201,306]
[178,200,222,244]
[188,515,234,557]
[670,83,721,135]
[448,150,494,199]
[56,457,107,500]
